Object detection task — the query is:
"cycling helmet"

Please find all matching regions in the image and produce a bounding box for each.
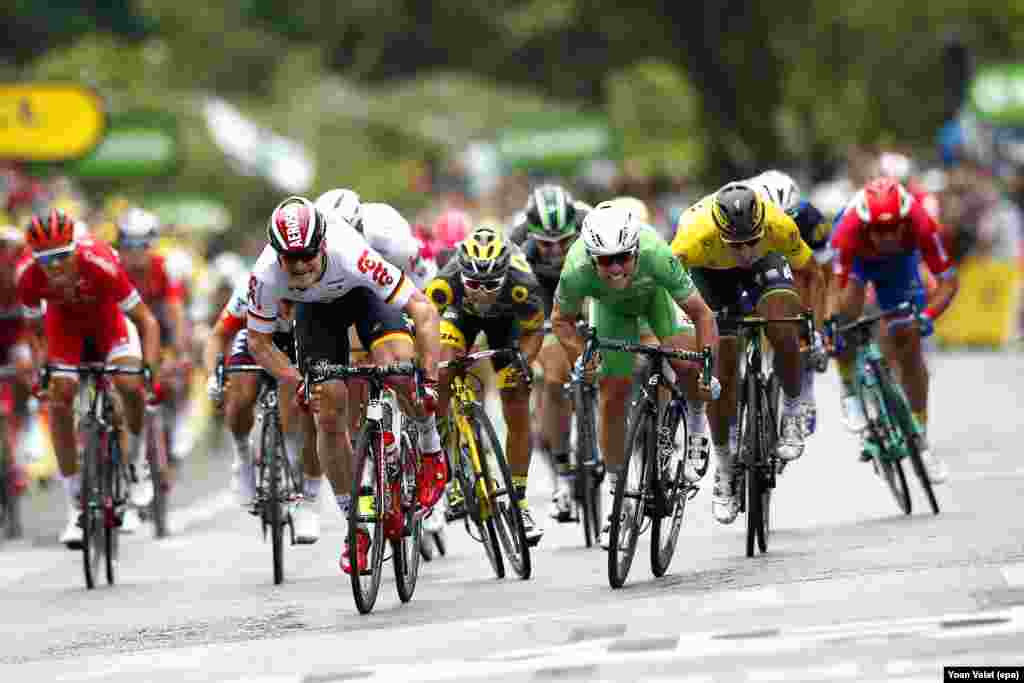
[609,196,650,224]
[211,251,248,288]
[314,188,362,231]
[875,152,914,182]
[432,208,472,250]
[524,184,579,240]
[267,196,326,257]
[26,208,76,255]
[117,207,161,248]
[749,170,800,213]
[581,201,641,256]
[457,225,510,280]
[853,177,913,225]
[712,183,766,243]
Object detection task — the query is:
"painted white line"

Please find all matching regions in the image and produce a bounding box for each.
[951,466,1024,483]
[1001,563,1024,587]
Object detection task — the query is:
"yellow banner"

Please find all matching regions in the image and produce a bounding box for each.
[0,84,106,161]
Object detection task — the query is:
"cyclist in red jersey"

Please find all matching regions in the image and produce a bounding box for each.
[0,227,33,506]
[829,177,960,484]
[16,209,162,547]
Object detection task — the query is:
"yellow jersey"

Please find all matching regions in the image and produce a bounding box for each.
[670,193,813,270]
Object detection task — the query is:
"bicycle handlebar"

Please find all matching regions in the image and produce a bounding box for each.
[575,326,714,391]
[438,347,533,388]
[834,302,913,336]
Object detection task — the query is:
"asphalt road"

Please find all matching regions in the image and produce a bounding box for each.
[2,351,1023,682]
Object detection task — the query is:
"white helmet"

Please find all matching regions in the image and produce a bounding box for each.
[314,188,361,230]
[117,207,161,247]
[581,201,641,256]
[211,251,247,289]
[165,248,195,283]
[750,170,800,213]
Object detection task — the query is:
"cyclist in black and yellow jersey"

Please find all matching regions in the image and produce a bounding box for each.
[425,225,546,545]
[671,183,824,525]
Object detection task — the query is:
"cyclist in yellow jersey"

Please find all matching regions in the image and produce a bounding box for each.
[671,183,823,525]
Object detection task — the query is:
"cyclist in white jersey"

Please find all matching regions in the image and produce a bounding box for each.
[247,196,443,576]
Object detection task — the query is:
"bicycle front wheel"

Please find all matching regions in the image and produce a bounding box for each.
[743,375,767,558]
[863,383,912,515]
[881,378,940,515]
[573,385,602,548]
[452,422,504,579]
[608,401,653,589]
[263,418,287,585]
[104,433,123,586]
[393,429,422,602]
[651,400,688,578]
[350,426,386,614]
[80,422,104,590]
[473,405,531,580]
[146,410,169,539]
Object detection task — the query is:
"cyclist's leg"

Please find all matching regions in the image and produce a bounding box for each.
[537,337,573,519]
[224,331,261,505]
[346,326,369,433]
[592,302,638,483]
[108,318,152,506]
[834,267,869,436]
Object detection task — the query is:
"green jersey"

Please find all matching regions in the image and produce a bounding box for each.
[555,227,695,316]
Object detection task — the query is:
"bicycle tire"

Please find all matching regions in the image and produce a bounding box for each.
[350,425,386,614]
[104,433,122,586]
[80,422,103,590]
[0,416,23,540]
[473,405,531,580]
[881,378,940,515]
[573,384,602,548]
[743,371,765,558]
[453,415,504,579]
[864,378,912,515]
[608,401,652,589]
[393,429,422,602]
[758,375,781,553]
[263,418,286,585]
[651,399,688,577]
[147,410,169,539]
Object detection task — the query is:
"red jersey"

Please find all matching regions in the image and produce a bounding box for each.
[124,252,185,307]
[832,192,953,289]
[16,238,141,320]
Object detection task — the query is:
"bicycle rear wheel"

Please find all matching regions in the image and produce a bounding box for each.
[350,426,386,614]
[474,406,531,580]
[393,429,422,602]
[263,419,287,585]
[80,422,103,590]
[0,416,23,540]
[573,385,602,548]
[608,401,653,589]
[651,400,688,577]
[452,425,504,579]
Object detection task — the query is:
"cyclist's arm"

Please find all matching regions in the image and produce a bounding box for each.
[676,290,718,367]
[167,298,189,357]
[552,301,584,363]
[248,328,302,385]
[402,289,440,383]
[915,206,960,320]
[202,310,244,375]
[125,300,161,371]
[924,270,959,319]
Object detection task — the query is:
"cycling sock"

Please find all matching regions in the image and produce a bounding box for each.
[686,402,707,436]
[335,494,352,515]
[62,473,82,503]
[304,477,322,500]
[415,416,442,453]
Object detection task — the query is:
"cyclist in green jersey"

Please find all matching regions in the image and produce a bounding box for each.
[551,201,719,548]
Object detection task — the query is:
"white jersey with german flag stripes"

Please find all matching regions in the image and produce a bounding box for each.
[246,221,414,334]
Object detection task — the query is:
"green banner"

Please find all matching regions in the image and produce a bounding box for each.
[59,110,179,178]
[968,63,1024,125]
[149,194,231,233]
[497,112,618,174]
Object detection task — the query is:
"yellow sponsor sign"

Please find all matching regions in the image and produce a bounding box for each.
[0,84,106,161]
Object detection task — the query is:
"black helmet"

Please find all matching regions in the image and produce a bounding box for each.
[712,183,766,243]
[524,184,579,240]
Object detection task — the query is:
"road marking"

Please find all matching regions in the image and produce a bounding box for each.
[167,488,237,534]
[951,466,1024,483]
[1001,563,1024,587]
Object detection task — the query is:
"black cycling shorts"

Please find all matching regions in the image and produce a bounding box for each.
[690,254,799,336]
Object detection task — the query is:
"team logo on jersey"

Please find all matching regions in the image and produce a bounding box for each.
[356,249,395,288]
[511,285,529,303]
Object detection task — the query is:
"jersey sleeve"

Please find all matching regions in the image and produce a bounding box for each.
[347,245,415,308]
[651,235,695,301]
[829,211,860,287]
[245,257,281,335]
[911,203,954,276]
[764,202,812,270]
[670,197,713,268]
[15,261,44,319]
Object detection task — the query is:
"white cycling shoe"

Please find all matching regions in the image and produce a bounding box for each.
[59,505,84,549]
[291,499,320,544]
[129,456,154,508]
[711,465,740,525]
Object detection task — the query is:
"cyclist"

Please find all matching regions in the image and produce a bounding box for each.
[16,209,162,547]
[426,224,546,544]
[748,170,832,435]
[1,226,32,502]
[430,208,473,268]
[507,184,590,523]
[552,202,719,548]
[203,278,323,542]
[829,177,957,484]
[247,196,442,575]
[671,182,823,525]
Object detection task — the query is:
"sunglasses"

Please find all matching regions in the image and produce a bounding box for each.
[593,250,636,268]
[279,251,319,264]
[36,250,74,268]
[462,276,504,292]
[725,236,762,250]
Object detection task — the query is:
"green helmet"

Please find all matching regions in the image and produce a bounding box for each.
[524,184,580,241]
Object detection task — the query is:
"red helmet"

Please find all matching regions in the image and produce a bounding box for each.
[431,209,472,251]
[267,196,326,257]
[854,177,913,226]
[26,208,76,255]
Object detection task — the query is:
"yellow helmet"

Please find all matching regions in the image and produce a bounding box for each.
[609,196,651,224]
[457,224,510,280]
